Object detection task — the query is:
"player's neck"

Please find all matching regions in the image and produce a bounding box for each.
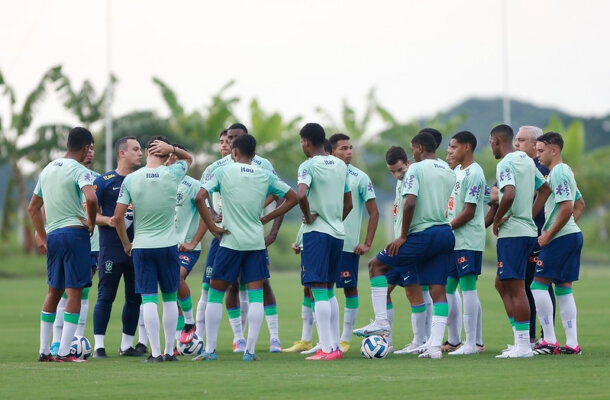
[460,157,474,168]
[548,157,562,171]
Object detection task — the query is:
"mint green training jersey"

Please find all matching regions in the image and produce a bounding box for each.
[33,158,95,233]
[342,165,376,253]
[392,176,407,239]
[84,169,101,252]
[542,163,581,239]
[297,155,350,239]
[118,161,188,249]
[496,151,546,239]
[401,159,455,234]
[175,175,203,251]
[447,162,487,251]
[203,162,291,251]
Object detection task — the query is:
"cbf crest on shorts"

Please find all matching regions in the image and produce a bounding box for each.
[104,260,114,273]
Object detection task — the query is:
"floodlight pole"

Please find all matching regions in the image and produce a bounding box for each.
[104,0,113,172]
[501,0,511,125]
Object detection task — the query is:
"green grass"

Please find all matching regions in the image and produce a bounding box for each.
[0,264,609,399]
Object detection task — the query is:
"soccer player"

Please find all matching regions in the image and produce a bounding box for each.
[489,124,551,359]
[113,136,192,362]
[193,134,298,361]
[531,132,585,355]
[327,133,379,353]
[167,145,208,345]
[297,122,352,360]
[29,127,97,362]
[354,132,455,359]
[91,136,144,359]
[445,131,487,355]
[514,125,554,347]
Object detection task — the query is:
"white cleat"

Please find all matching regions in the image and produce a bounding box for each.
[418,346,442,359]
[300,342,321,355]
[394,341,425,355]
[495,348,534,358]
[352,319,391,337]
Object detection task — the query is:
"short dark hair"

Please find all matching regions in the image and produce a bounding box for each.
[219,129,228,138]
[490,124,514,141]
[385,146,408,165]
[67,127,94,152]
[115,136,138,155]
[146,136,170,149]
[227,123,248,134]
[299,123,326,146]
[323,139,332,154]
[419,128,442,150]
[537,131,564,150]
[328,133,350,149]
[452,130,477,151]
[232,134,256,157]
[411,132,437,153]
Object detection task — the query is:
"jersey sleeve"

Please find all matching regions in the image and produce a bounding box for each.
[202,168,222,194]
[117,176,132,206]
[297,160,312,187]
[77,165,95,189]
[551,167,574,204]
[463,170,484,205]
[169,160,188,182]
[360,173,376,202]
[267,171,291,198]
[402,163,420,196]
[33,178,42,198]
[497,160,516,191]
[534,168,546,190]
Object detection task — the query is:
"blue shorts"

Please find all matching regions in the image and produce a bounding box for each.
[178,251,201,275]
[448,250,482,279]
[301,232,343,286]
[132,246,180,294]
[386,268,418,287]
[496,236,536,280]
[336,251,359,288]
[203,237,220,284]
[90,252,99,272]
[46,227,92,290]
[376,225,455,286]
[212,247,269,284]
[536,232,583,283]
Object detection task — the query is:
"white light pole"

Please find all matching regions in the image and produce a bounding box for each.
[501,0,511,125]
[104,0,113,171]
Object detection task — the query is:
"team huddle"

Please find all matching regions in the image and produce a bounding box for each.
[29,121,584,362]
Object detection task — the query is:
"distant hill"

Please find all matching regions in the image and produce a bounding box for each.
[435,97,610,152]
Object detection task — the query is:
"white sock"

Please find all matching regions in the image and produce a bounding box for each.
[138,305,148,346]
[94,334,105,350]
[446,291,462,345]
[246,302,264,354]
[229,316,244,342]
[329,295,340,350]
[40,317,54,354]
[265,313,279,342]
[532,288,557,343]
[239,289,249,331]
[428,315,448,348]
[386,306,395,347]
[195,288,208,339]
[314,300,332,353]
[301,305,314,341]
[162,301,179,356]
[52,297,67,343]
[58,320,78,357]
[423,289,433,339]
[340,307,358,342]
[516,329,530,352]
[476,301,483,345]
[462,290,480,348]
[371,286,388,322]
[120,334,135,351]
[204,302,223,354]
[183,309,194,326]
[75,298,88,337]
[412,306,427,345]
[557,292,579,348]
[143,302,161,357]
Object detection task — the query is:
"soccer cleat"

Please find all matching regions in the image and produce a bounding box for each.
[301,342,321,354]
[476,343,486,352]
[93,348,108,359]
[339,340,350,353]
[38,353,56,362]
[119,346,144,357]
[327,349,343,360]
[56,354,87,363]
[50,342,60,356]
[173,347,180,356]
[135,342,148,354]
[143,355,164,363]
[533,340,560,355]
[394,341,425,355]
[305,349,334,360]
[243,351,260,361]
[179,324,196,344]
[559,345,582,355]
[500,344,515,355]
[449,345,479,355]
[418,347,442,359]
[192,351,217,361]
[233,338,246,353]
[163,353,179,361]
[269,338,282,353]
[282,340,313,353]
[352,319,391,337]
[441,341,462,352]
[495,348,534,358]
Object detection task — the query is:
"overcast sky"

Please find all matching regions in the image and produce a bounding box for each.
[2,0,609,131]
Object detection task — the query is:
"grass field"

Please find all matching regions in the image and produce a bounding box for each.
[1,264,609,400]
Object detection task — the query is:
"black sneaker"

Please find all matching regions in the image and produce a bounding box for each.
[119,346,145,357]
[163,353,179,361]
[559,345,582,355]
[143,355,163,363]
[38,353,56,362]
[93,348,108,359]
[135,342,148,354]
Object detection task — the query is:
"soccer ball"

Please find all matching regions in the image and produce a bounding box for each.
[177,333,205,356]
[70,336,92,360]
[360,335,389,359]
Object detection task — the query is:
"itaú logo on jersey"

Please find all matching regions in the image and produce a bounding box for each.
[240,166,254,173]
[447,196,455,211]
